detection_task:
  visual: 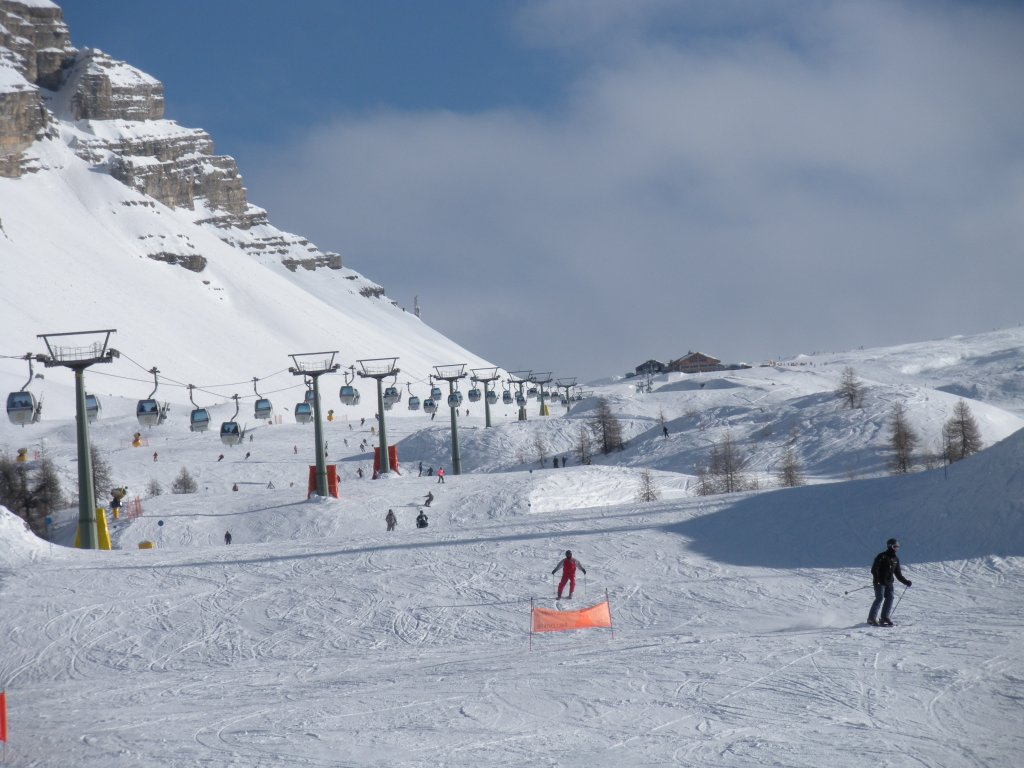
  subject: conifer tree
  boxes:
[696,432,752,494]
[591,397,625,454]
[889,400,919,474]
[943,400,983,463]
[30,457,64,535]
[90,444,112,500]
[777,447,805,487]
[636,469,660,502]
[575,424,593,465]
[836,366,866,409]
[171,467,198,494]
[0,455,30,523]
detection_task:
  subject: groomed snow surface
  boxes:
[2,332,1024,767]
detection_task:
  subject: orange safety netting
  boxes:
[531,600,612,633]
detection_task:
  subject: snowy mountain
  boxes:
[1,0,494,417]
[2,3,1023,764]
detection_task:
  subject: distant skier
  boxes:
[153,452,158,462]
[217,454,225,462]
[551,550,586,600]
[663,425,669,438]
[356,467,364,479]
[868,538,912,626]
[437,467,445,484]
[385,509,397,532]
[244,452,251,460]
[424,491,434,508]
[553,456,559,468]
[224,531,232,545]
[416,510,429,529]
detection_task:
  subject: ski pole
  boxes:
[890,585,909,617]
[843,584,873,595]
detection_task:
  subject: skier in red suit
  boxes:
[551,550,586,599]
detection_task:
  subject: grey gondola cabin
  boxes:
[6,390,41,426]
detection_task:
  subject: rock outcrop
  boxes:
[0,77,47,176]
[0,0,382,294]
[0,0,71,176]
[62,49,248,218]
[0,0,72,87]
[68,48,163,121]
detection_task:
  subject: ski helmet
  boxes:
[565,550,572,558]
[886,538,899,549]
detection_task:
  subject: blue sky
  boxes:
[56,1,1024,382]
[58,1,568,145]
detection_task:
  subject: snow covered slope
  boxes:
[0,139,493,419]
[0,379,1022,766]
[1,0,495,420]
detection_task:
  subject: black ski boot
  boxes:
[867,618,879,626]
[879,618,894,627]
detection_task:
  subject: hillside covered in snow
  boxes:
[1,325,1023,766]
[1,0,494,409]
[2,2,1023,765]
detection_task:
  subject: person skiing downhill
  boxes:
[551,550,586,600]
[385,509,397,532]
[868,538,912,626]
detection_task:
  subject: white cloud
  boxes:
[244,0,1024,380]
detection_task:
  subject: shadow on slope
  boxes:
[656,377,742,393]
[671,427,1024,568]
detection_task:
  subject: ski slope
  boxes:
[2,329,1024,766]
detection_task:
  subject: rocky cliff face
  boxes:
[0,0,71,88]
[0,0,368,285]
[0,84,48,175]
[60,47,252,223]
[67,47,162,121]
[0,0,70,177]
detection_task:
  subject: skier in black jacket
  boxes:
[868,538,912,626]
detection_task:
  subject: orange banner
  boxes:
[531,600,612,633]
[1,689,7,743]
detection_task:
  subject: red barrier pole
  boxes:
[1,688,7,762]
